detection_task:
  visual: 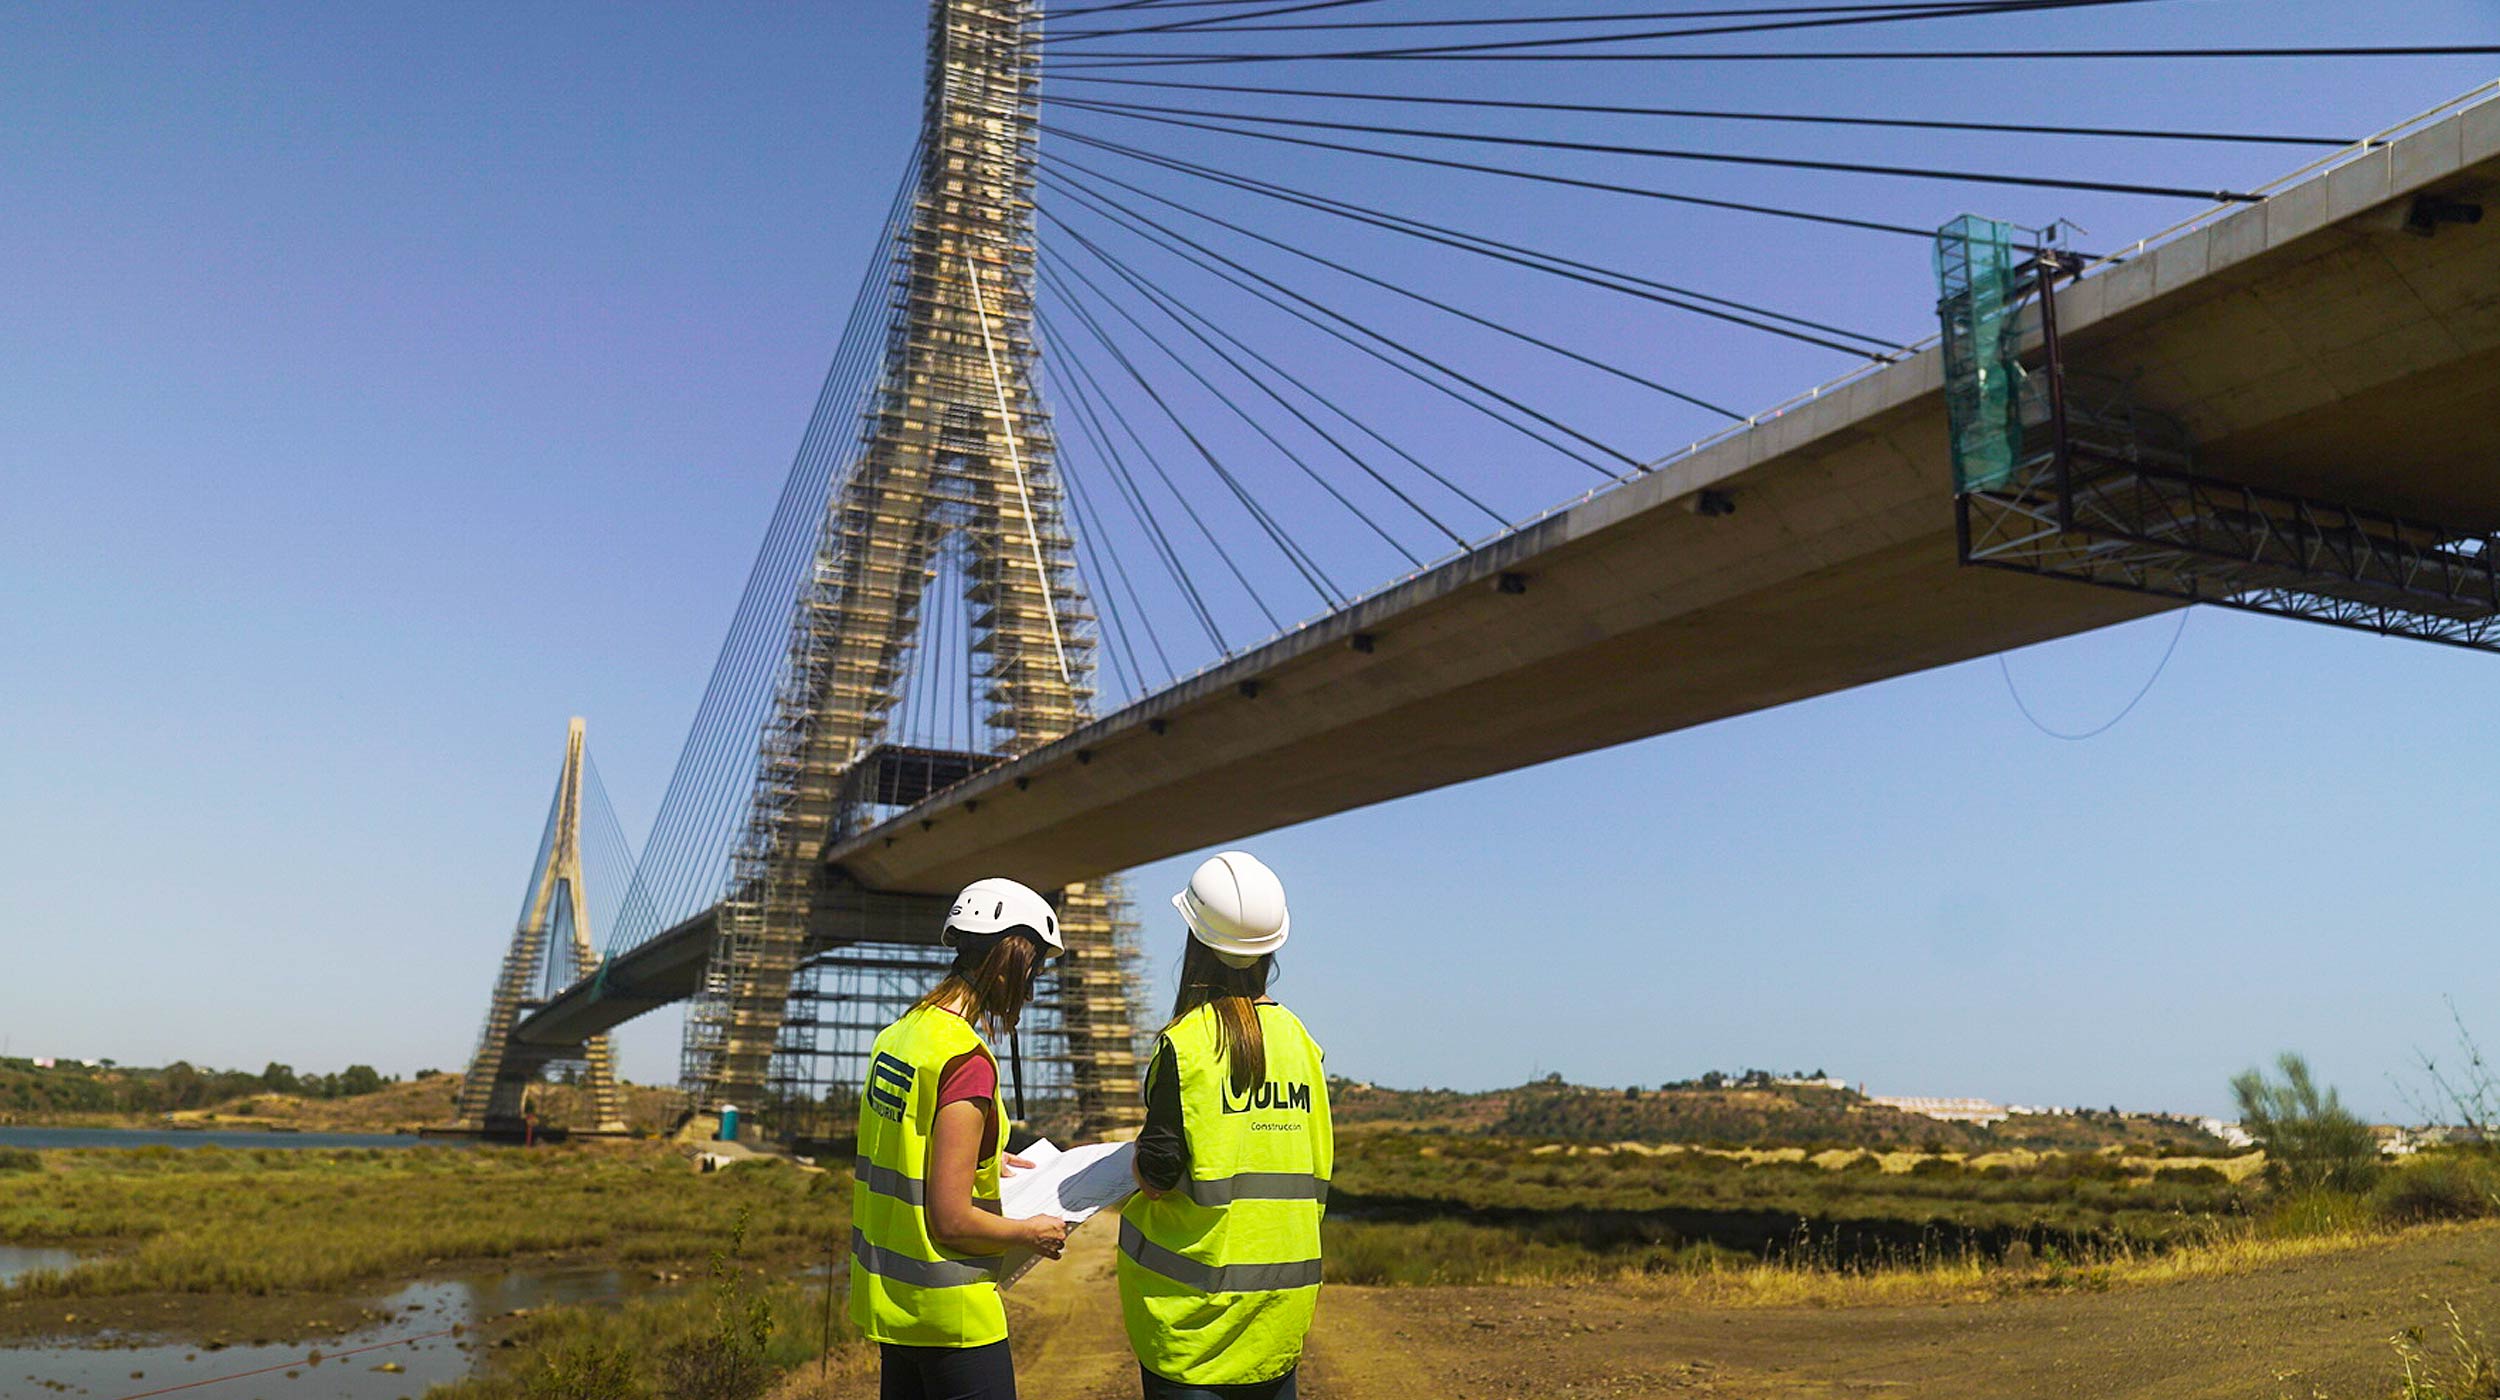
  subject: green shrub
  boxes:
[521,1340,644,1400]
[2153,1165,2227,1187]
[2260,1187,2378,1239]
[2232,1053,2382,1194]
[0,1148,41,1174]
[2373,1154,2500,1225]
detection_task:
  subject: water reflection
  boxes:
[0,1247,81,1288]
[0,1264,670,1397]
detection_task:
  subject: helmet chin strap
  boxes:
[1009,1024,1028,1126]
[951,930,1039,1125]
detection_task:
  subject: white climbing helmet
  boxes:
[942,877,1064,958]
[1172,851,1289,965]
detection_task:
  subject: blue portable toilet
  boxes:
[718,1104,740,1143]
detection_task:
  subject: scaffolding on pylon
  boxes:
[682,0,1146,1145]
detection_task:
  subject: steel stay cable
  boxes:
[1049,93,2264,202]
[1051,0,1203,17]
[1050,43,2500,67]
[1047,310,1236,653]
[1045,0,2170,61]
[1047,128,1903,356]
[1047,438,1152,703]
[1048,139,1754,416]
[1046,287,1315,624]
[650,161,935,895]
[1043,301,1283,633]
[1060,224,1509,531]
[616,148,923,949]
[1052,0,1394,38]
[627,316,885,939]
[1041,438,1154,705]
[1048,75,2360,148]
[645,149,931,911]
[1046,109,1940,239]
[1036,165,1625,479]
[1046,210,1491,540]
[1043,237,1431,567]
[1055,427,1175,687]
[1041,260,1347,607]
[1052,0,2176,36]
[632,299,886,936]
[1045,328,1232,654]
[1040,162,1656,468]
[1051,0,1291,16]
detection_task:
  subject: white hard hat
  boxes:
[943,877,1064,957]
[1172,852,1289,965]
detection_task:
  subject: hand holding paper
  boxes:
[995,1138,1139,1286]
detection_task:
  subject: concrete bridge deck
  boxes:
[517,94,2500,1052]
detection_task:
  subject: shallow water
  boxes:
[0,1265,668,1398]
[0,1127,435,1152]
[0,1246,81,1288]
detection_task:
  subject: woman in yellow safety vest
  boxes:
[851,876,1070,1400]
[1119,851,1333,1400]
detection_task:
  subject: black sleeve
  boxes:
[1134,1035,1187,1191]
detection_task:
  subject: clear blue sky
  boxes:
[3,3,2494,1121]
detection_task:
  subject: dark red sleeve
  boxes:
[936,1049,998,1109]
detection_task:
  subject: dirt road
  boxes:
[785,1222,2500,1399]
[774,1218,1137,1400]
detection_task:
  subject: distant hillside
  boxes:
[1332,1075,2232,1155]
[0,1059,679,1134]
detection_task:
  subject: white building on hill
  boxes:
[1867,1094,2010,1127]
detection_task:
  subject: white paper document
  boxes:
[996,1138,1137,1287]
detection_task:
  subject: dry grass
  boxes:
[0,1143,846,1298]
[1329,1210,2415,1310]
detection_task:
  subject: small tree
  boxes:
[2231,1052,2381,1193]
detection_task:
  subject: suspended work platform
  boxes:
[1939,206,2500,652]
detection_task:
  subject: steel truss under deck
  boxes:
[1944,226,2500,653]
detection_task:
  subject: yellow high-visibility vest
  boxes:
[849,1003,1010,1348]
[1118,1001,1332,1386]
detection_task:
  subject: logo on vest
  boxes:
[1220,1076,1313,1116]
[867,1052,915,1122]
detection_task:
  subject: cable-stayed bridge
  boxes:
[457,0,2500,1146]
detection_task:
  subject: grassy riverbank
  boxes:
[0,1142,845,1300]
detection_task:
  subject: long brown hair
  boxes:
[917,934,1045,1035]
[1171,940,1273,1095]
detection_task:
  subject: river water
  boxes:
[1,1264,672,1398]
[0,1127,439,1151]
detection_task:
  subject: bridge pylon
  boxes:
[457,718,627,1135]
[678,0,1144,1145]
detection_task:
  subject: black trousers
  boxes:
[880,1339,1018,1400]
[1138,1364,1300,1400]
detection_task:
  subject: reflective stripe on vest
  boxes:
[1120,1218,1323,1292]
[1182,1171,1330,1207]
[853,1227,1001,1289]
[848,1004,1010,1349]
[855,1156,925,1207]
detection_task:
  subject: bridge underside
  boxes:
[514,103,2500,1059]
[823,120,2500,898]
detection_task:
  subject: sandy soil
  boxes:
[783,1221,2500,1400]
